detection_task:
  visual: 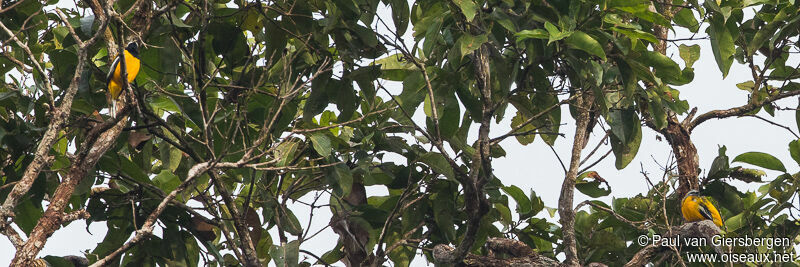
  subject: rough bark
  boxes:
[625,220,723,266]
[660,119,700,196]
[209,173,262,267]
[432,238,560,266]
[4,3,112,263]
[331,181,372,267]
[431,42,493,265]
[12,111,130,266]
[648,0,700,198]
[558,93,593,267]
[0,2,109,227]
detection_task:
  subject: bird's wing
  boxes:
[697,199,715,221]
[106,54,121,83]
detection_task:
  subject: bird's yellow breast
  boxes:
[681,195,724,227]
[109,50,141,99]
[681,196,705,221]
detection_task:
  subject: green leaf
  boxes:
[15,199,42,234]
[269,240,300,267]
[647,93,667,130]
[453,0,477,21]
[707,15,735,77]
[153,170,181,192]
[736,81,755,92]
[119,156,151,184]
[678,44,700,68]
[732,152,787,172]
[432,193,456,242]
[611,27,658,44]
[496,203,512,225]
[789,140,800,166]
[725,213,743,232]
[42,256,73,267]
[319,243,344,265]
[490,8,516,32]
[510,112,537,145]
[607,110,642,169]
[388,0,410,35]
[330,164,353,197]
[439,95,461,139]
[419,153,455,180]
[796,102,800,134]
[610,127,641,169]
[529,190,544,216]
[747,22,780,56]
[303,72,331,119]
[515,29,549,41]
[374,53,417,81]
[545,21,572,44]
[708,146,730,179]
[674,8,699,32]
[395,72,427,123]
[274,141,299,167]
[576,173,611,198]
[278,208,304,236]
[565,31,606,60]
[638,51,681,81]
[165,146,183,172]
[457,34,488,59]
[309,133,332,157]
[502,185,532,215]
[615,5,670,26]
[603,13,640,29]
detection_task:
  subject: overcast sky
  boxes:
[2,3,798,266]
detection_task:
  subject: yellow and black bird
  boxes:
[681,190,724,228]
[106,42,140,117]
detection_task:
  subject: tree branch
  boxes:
[689,90,800,131]
[89,161,219,266]
[11,105,131,265]
[0,5,110,261]
[558,92,593,266]
[624,220,723,266]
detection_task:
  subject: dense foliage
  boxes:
[1,0,800,265]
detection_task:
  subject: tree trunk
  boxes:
[558,93,593,266]
[661,119,700,197]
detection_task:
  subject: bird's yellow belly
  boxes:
[110,53,140,100]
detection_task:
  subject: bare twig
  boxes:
[575,201,648,230]
[292,108,390,133]
[89,162,220,266]
[747,114,800,139]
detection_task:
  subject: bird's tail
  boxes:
[110,99,117,117]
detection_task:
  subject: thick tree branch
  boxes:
[689,90,800,131]
[12,106,131,265]
[0,3,110,253]
[433,238,560,266]
[558,93,593,266]
[625,220,723,266]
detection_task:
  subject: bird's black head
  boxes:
[125,42,139,57]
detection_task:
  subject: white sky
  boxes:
[2,2,799,266]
